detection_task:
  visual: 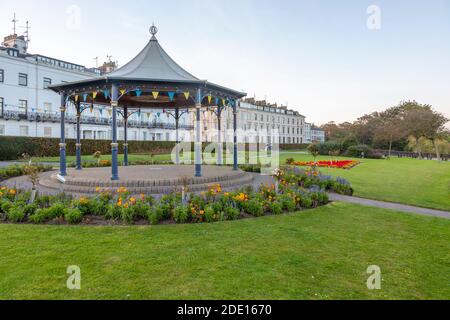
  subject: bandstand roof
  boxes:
[50,25,246,108]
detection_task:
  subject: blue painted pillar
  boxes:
[195,88,202,177]
[217,107,223,166]
[123,106,129,167]
[175,107,180,165]
[111,85,119,180]
[59,93,67,176]
[233,100,239,171]
[75,102,82,170]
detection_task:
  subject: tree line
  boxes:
[320,101,449,160]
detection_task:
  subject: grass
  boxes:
[27,153,173,164]
[0,202,448,300]
[279,153,450,211]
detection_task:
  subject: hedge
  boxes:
[0,136,176,161]
[0,136,310,161]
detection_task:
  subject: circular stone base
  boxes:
[38,165,254,195]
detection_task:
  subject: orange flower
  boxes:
[129,197,136,205]
[9,189,16,195]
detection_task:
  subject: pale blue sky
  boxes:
[0,0,449,124]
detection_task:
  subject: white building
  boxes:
[0,32,191,142]
[193,98,306,145]
[310,124,325,143]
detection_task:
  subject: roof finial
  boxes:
[150,23,158,37]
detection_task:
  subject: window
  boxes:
[44,127,52,138]
[0,69,4,82]
[19,126,29,136]
[19,73,28,86]
[0,124,4,135]
[0,97,3,116]
[19,100,28,114]
[43,77,52,89]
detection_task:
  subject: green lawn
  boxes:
[279,153,450,211]
[28,153,173,164]
[0,202,448,300]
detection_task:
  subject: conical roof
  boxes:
[107,35,199,82]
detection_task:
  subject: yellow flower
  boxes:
[9,189,16,195]
[130,197,136,204]
[200,210,205,215]
[95,187,101,193]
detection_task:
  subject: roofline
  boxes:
[49,77,246,98]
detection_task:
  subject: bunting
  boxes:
[107,109,112,117]
[183,92,190,100]
[75,95,79,102]
[83,93,88,102]
[208,95,212,104]
[135,88,142,97]
[168,92,175,102]
[103,89,110,99]
[152,92,159,99]
[120,89,126,96]
[92,91,98,99]
[215,97,219,105]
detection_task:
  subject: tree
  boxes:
[407,136,433,159]
[403,106,449,161]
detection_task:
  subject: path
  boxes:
[329,193,450,219]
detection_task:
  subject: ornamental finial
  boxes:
[150,23,158,37]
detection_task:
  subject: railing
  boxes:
[0,110,194,130]
[374,149,449,161]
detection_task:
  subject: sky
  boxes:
[0,0,449,125]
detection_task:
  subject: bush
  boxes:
[318,141,343,156]
[278,194,296,212]
[268,201,283,215]
[6,206,25,222]
[346,144,373,158]
[286,158,295,165]
[121,207,137,225]
[224,206,240,220]
[147,206,164,225]
[173,205,189,224]
[65,208,83,224]
[243,199,264,217]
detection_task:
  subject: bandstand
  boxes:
[49,25,246,182]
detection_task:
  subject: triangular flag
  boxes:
[83,94,88,102]
[184,92,190,100]
[135,88,142,97]
[147,113,151,118]
[99,108,103,115]
[92,91,98,99]
[208,95,212,104]
[107,109,112,117]
[103,89,110,99]
[222,99,226,106]
[75,95,79,102]
[152,92,159,99]
[157,112,161,118]
[215,97,219,105]
[120,89,126,96]
[168,92,175,101]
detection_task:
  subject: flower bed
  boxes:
[0,171,334,226]
[277,167,354,196]
[292,160,360,170]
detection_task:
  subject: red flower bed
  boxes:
[293,160,360,170]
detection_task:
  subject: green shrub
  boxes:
[279,194,296,212]
[318,141,343,156]
[286,158,295,165]
[173,205,189,224]
[147,206,164,225]
[1,200,13,215]
[106,204,123,220]
[243,199,264,217]
[121,207,137,225]
[6,206,25,222]
[224,206,240,220]
[346,144,373,158]
[47,203,68,219]
[300,195,313,208]
[65,208,83,224]
[268,201,283,215]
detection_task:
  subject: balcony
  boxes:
[0,110,194,130]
